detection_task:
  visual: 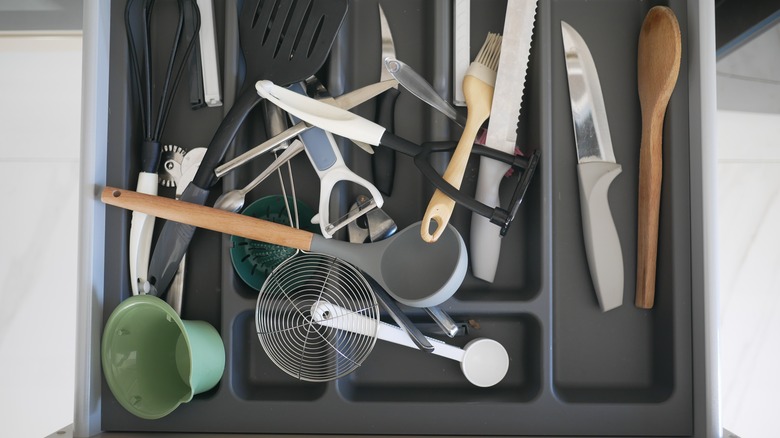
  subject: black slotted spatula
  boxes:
[145,0,348,297]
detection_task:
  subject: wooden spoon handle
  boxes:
[635,121,664,309]
[101,187,314,251]
[635,6,681,309]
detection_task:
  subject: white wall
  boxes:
[0,35,82,438]
[716,110,780,438]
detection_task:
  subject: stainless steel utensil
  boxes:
[212,140,304,213]
[423,306,460,338]
[368,277,433,352]
[213,100,300,215]
[255,252,379,382]
[347,195,397,244]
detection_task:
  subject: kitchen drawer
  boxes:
[75,0,720,436]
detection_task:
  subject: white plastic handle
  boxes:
[128,171,158,295]
[307,131,383,238]
[311,301,509,387]
[577,161,624,311]
[311,302,465,362]
[470,158,512,282]
[256,80,386,146]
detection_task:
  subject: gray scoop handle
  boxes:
[309,222,468,308]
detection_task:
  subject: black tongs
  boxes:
[256,80,540,236]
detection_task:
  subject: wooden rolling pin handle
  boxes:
[101,187,314,251]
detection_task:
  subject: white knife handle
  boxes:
[470,158,511,282]
[128,171,158,295]
[577,162,624,312]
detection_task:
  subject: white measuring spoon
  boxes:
[310,301,509,387]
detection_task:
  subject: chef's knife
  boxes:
[561,21,624,312]
[372,4,400,196]
[470,0,537,283]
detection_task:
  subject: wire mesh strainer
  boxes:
[255,252,379,382]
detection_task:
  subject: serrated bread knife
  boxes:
[561,21,624,312]
[470,0,537,283]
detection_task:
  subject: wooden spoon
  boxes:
[635,6,681,309]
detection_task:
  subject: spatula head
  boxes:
[238,0,348,89]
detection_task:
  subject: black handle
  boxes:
[372,87,401,196]
[192,88,264,189]
[378,132,540,235]
[146,183,211,296]
[140,139,161,174]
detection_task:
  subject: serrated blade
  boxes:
[561,21,616,164]
[484,0,537,154]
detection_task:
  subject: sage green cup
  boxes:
[101,295,225,419]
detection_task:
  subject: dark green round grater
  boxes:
[229,195,317,291]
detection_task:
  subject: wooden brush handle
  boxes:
[101,187,314,251]
[635,119,663,309]
[421,76,493,242]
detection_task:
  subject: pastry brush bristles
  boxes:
[467,32,502,85]
[474,32,502,71]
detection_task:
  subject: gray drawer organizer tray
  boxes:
[79,0,720,436]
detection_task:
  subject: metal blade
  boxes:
[331,79,398,110]
[484,0,537,154]
[378,4,396,83]
[561,21,616,163]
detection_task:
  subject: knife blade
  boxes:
[470,0,537,283]
[372,3,400,196]
[561,21,624,312]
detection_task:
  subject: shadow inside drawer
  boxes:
[231,310,328,401]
